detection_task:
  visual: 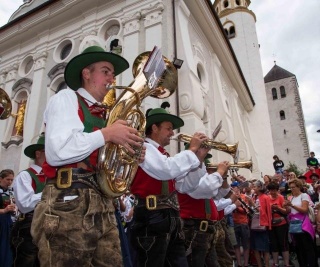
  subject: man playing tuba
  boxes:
[31,46,145,267]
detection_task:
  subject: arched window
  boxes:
[236,0,241,5]
[229,26,235,38]
[280,110,286,120]
[223,0,229,8]
[224,28,229,36]
[280,86,286,98]
[272,88,277,100]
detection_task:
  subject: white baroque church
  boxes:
[0,0,276,178]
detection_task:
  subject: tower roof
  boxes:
[264,64,295,83]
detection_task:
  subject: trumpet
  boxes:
[206,160,253,172]
[172,133,238,158]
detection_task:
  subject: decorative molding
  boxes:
[34,51,48,70]
[1,137,23,149]
[142,2,165,28]
[122,13,141,36]
[12,78,32,94]
[47,63,67,81]
[6,64,18,83]
[0,69,8,86]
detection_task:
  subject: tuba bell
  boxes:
[96,51,178,197]
[173,133,238,158]
[0,88,12,120]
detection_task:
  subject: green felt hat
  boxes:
[146,108,184,130]
[24,134,45,159]
[64,46,129,90]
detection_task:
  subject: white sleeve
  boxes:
[224,204,237,215]
[214,198,232,211]
[44,89,105,166]
[139,142,200,181]
[180,171,227,199]
[13,171,42,214]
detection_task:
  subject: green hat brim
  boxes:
[24,144,44,159]
[146,113,184,130]
[64,51,129,90]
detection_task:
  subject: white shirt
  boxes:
[13,164,43,214]
[140,138,229,199]
[214,198,236,215]
[44,88,105,166]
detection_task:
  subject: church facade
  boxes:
[0,0,275,178]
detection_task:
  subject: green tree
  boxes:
[285,162,304,177]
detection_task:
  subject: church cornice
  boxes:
[219,8,256,21]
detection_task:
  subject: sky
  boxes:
[0,0,320,159]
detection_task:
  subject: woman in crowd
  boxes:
[0,169,15,267]
[284,178,317,267]
[250,180,272,267]
[267,182,290,267]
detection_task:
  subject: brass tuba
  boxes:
[172,133,238,158]
[0,88,12,120]
[97,52,178,197]
[206,160,253,172]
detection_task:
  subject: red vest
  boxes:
[130,146,175,198]
[43,94,105,178]
[26,167,46,193]
[178,193,219,221]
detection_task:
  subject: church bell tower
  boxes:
[213,0,275,176]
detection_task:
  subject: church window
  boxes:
[229,26,235,38]
[25,58,33,74]
[104,24,120,41]
[284,129,286,134]
[60,43,72,60]
[216,7,219,13]
[224,28,229,36]
[272,88,277,100]
[280,110,286,120]
[223,0,229,8]
[236,0,241,5]
[286,148,289,154]
[280,86,286,98]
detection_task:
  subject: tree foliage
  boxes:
[285,162,305,176]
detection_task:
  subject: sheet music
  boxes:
[143,46,166,89]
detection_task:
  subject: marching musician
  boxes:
[176,151,230,267]
[31,46,145,267]
[11,134,46,267]
[130,106,223,267]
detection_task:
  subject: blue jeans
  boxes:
[131,207,188,267]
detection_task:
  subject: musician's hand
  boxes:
[217,161,230,177]
[234,200,242,208]
[188,132,208,153]
[101,120,144,154]
[195,146,211,163]
[4,204,15,213]
[138,145,146,163]
[229,193,238,203]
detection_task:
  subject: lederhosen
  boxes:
[130,146,187,267]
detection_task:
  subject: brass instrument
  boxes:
[230,188,257,219]
[206,160,252,172]
[97,52,178,197]
[0,88,12,120]
[173,133,238,158]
